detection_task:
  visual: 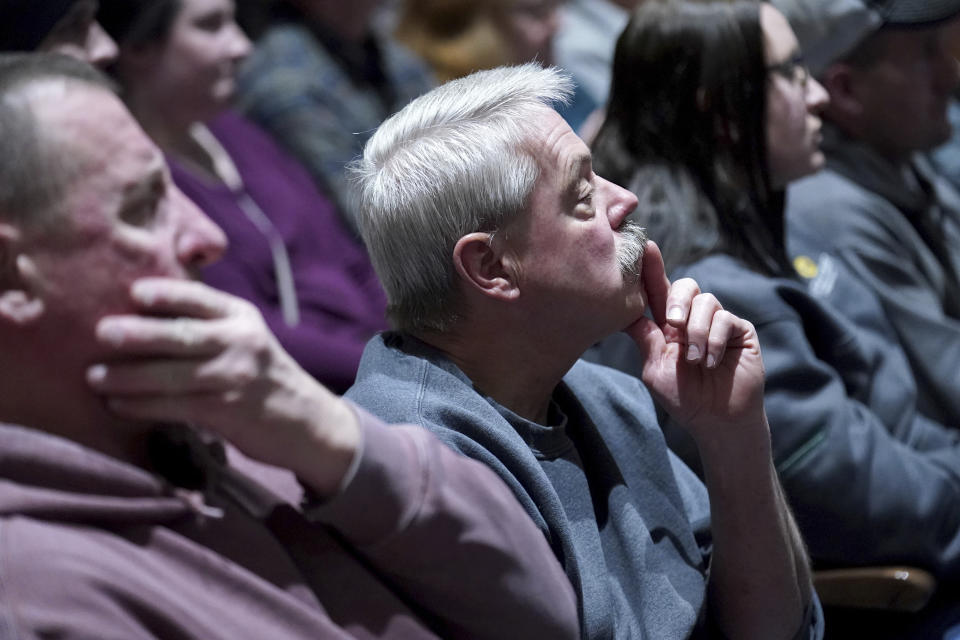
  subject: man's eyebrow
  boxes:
[122,160,167,201]
[565,152,592,187]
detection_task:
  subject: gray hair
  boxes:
[0,52,114,228]
[352,64,573,333]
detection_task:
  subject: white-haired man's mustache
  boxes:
[617,220,647,281]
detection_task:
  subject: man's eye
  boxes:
[122,183,166,226]
[576,190,595,217]
[121,198,159,226]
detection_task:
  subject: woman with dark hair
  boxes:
[96,0,388,394]
[590,1,960,632]
[594,0,805,277]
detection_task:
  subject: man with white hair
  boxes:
[347,64,820,639]
[0,53,579,639]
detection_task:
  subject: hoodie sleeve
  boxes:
[306,403,580,640]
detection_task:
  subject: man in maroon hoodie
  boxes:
[0,52,579,639]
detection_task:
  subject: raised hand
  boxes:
[628,242,767,441]
[86,277,359,496]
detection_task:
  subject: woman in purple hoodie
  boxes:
[97,0,389,393]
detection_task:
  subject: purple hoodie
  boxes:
[0,406,578,639]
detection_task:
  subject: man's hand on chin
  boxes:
[85,277,360,497]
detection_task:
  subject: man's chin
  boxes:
[619,296,647,330]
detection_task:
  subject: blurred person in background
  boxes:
[0,0,117,66]
[554,0,640,107]
[98,0,389,394]
[234,0,434,234]
[394,0,596,132]
[782,0,960,428]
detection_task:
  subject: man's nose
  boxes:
[601,176,639,229]
[806,77,829,113]
[87,21,118,69]
[174,190,227,269]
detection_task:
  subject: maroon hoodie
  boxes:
[0,406,578,639]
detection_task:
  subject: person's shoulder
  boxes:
[347,333,490,424]
[207,111,274,151]
[346,333,426,416]
[787,169,889,225]
[207,111,323,185]
[787,169,910,256]
[679,254,779,298]
[677,255,809,327]
[0,515,149,613]
[0,517,126,634]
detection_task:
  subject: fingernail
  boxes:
[667,306,683,322]
[131,280,157,305]
[97,322,124,346]
[706,354,717,368]
[87,364,107,384]
[686,344,701,361]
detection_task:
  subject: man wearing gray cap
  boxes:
[0,0,117,67]
[780,0,960,428]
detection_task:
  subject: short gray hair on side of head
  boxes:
[0,52,115,228]
[352,63,574,334]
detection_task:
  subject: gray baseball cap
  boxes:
[771,0,960,75]
[869,0,960,27]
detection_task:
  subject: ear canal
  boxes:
[0,254,45,325]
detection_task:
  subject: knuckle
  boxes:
[686,324,709,342]
[707,335,727,350]
[235,297,264,323]
[716,309,735,322]
[234,364,258,386]
[694,292,720,310]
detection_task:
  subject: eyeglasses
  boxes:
[767,54,810,89]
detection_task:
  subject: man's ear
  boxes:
[820,63,863,120]
[453,232,521,301]
[0,224,44,326]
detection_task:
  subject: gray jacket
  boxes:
[786,123,960,426]
[347,332,823,640]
